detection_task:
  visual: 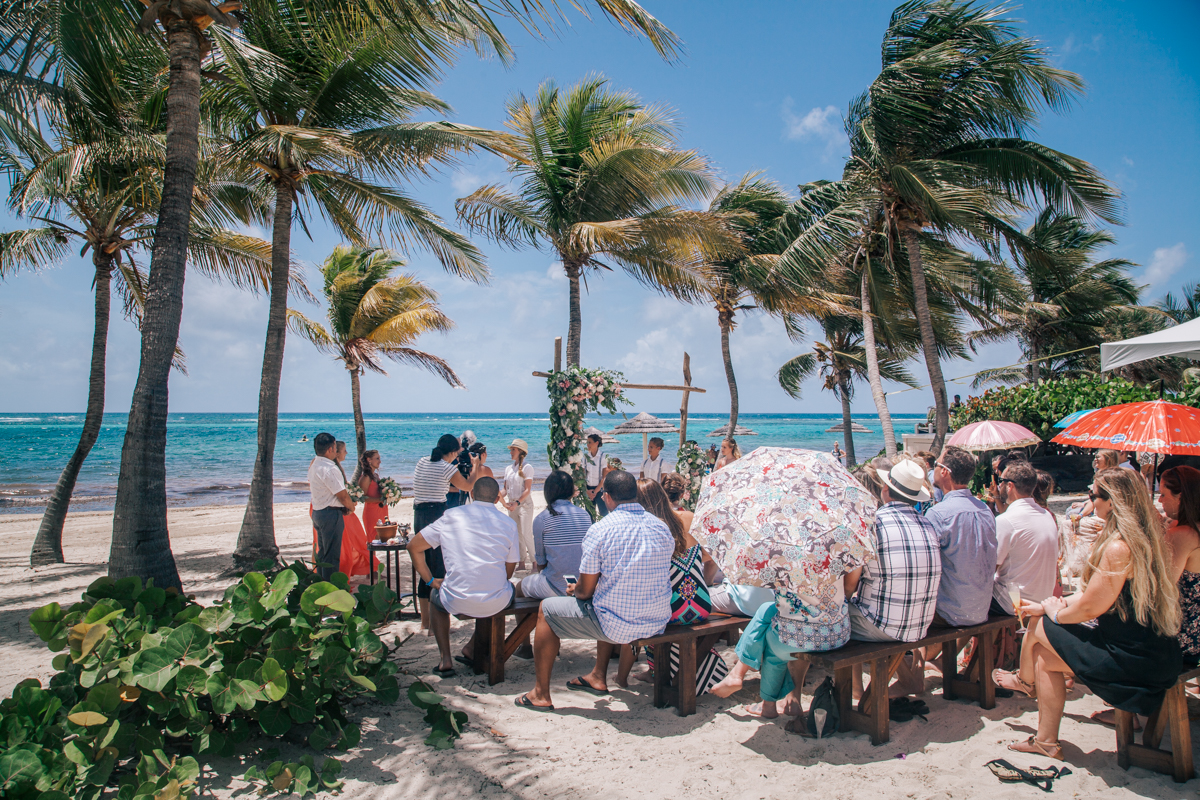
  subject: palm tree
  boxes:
[456,75,730,367]
[0,30,272,568]
[840,0,1122,451]
[777,314,917,467]
[4,0,682,587]
[221,4,517,570]
[968,208,1140,384]
[1158,282,1200,324]
[288,246,461,461]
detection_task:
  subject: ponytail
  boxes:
[432,433,460,462]
[359,450,379,481]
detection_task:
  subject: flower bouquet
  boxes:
[606,456,625,471]
[345,482,366,503]
[377,477,404,505]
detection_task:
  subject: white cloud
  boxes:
[1121,156,1135,167]
[780,100,847,161]
[450,169,484,196]
[1142,243,1188,288]
[546,262,564,281]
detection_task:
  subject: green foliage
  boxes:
[949,375,1200,441]
[243,755,343,797]
[406,681,467,751]
[3,563,402,799]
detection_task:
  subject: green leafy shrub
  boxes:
[949,375,1200,441]
[4,562,401,799]
[406,681,467,750]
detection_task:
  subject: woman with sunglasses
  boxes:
[994,468,1182,760]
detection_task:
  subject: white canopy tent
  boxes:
[1101,316,1200,371]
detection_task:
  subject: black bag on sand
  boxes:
[806,676,840,739]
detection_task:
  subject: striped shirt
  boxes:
[579,503,674,643]
[412,456,458,503]
[532,499,591,594]
[850,502,942,642]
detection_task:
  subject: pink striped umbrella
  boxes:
[945,420,1041,452]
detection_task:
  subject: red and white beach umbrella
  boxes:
[1051,399,1200,455]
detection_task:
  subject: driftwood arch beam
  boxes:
[532,337,707,448]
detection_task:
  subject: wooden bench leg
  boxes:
[676,638,698,716]
[487,614,505,686]
[867,657,892,745]
[978,632,996,710]
[942,638,960,702]
[1116,709,1136,771]
[834,665,855,733]
[1165,682,1194,782]
[653,643,672,709]
[472,618,490,677]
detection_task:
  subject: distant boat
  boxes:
[825,422,873,433]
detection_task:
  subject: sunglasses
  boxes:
[1089,491,1109,502]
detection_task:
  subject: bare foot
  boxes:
[631,668,655,684]
[1090,708,1140,730]
[743,701,779,719]
[710,673,745,698]
[780,695,804,717]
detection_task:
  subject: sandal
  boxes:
[566,677,609,696]
[514,693,554,712]
[986,758,1072,792]
[1007,736,1063,761]
[432,666,456,678]
[992,669,1036,698]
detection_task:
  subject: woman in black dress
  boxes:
[994,468,1182,760]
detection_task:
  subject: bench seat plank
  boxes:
[633,614,751,717]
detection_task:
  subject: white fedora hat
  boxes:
[508,438,529,455]
[880,460,931,503]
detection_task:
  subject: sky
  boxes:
[1,0,1197,416]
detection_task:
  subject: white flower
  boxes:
[568,452,584,465]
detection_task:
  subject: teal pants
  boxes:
[735,602,802,702]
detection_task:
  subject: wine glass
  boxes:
[1008,584,1024,628]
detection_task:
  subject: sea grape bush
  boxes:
[949,375,1200,441]
[2,562,401,799]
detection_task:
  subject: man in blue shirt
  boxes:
[515,470,673,711]
[926,446,998,627]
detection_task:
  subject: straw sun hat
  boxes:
[880,460,932,504]
[508,438,529,456]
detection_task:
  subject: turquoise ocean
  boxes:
[0,411,926,513]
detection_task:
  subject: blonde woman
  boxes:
[500,438,536,571]
[714,437,741,471]
[994,468,1183,760]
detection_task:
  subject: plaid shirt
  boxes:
[850,502,942,642]
[579,503,674,643]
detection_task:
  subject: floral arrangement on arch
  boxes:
[674,440,709,511]
[545,366,629,518]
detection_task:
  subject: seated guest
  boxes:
[1163,466,1200,667]
[660,472,695,532]
[515,470,674,710]
[849,461,941,696]
[617,480,723,692]
[927,447,997,627]
[518,470,591,600]
[996,469,1183,760]
[992,461,1060,615]
[407,477,518,677]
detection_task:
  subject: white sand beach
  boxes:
[0,502,1192,799]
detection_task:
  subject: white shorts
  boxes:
[518,571,562,600]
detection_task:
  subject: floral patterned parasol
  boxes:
[692,447,877,595]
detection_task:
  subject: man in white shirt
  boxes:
[992,461,1060,614]
[307,432,355,579]
[583,433,611,517]
[640,437,666,482]
[408,477,518,676]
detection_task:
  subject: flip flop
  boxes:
[566,677,609,696]
[433,666,456,678]
[514,693,554,712]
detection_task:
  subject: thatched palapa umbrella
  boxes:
[608,412,679,459]
[708,423,758,437]
[583,426,620,444]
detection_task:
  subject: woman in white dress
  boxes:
[500,438,536,570]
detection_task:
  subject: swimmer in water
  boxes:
[300,434,308,442]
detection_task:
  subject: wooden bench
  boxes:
[455,598,542,686]
[633,614,751,717]
[1116,665,1200,783]
[793,613,1019,745]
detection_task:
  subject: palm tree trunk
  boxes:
[860,266,897,458]
[902,227,949,453]
[719,308,739,434]
[1029,340,1041,383]
[837,370,856,467]
[233,183,294,569]
[31,253,114,566]
[350,366,367,475]
[565,260,582,367]
[108,18,204,591]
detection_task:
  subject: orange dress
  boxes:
[310,503,373,578]
[361,477,388,533]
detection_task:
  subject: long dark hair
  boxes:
[359,450,379,482]
[431,433,460,461]
[1162,465,1200,534]
[637,478,688,556]
[543,470,576,516]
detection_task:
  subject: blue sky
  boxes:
[1,0,1196,415]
